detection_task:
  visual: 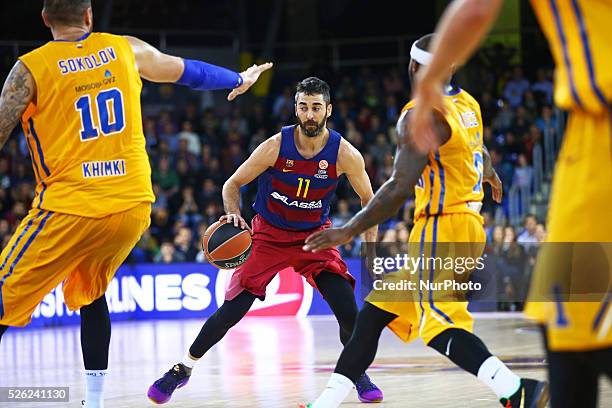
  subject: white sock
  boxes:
[311,373,354,408]
[181,352,199,370]
[84,370,107,408]
[477,356,520,399]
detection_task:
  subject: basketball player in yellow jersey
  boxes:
[0,1,271,407]
[404,0,612,408]
[300,34,548,408]
[406,1,612,407]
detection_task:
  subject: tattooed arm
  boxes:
[0,62,36,149]
[304,109,451,251]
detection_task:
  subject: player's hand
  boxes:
[227,62,273,101]
[363,242,380,281]
[484,171,503,203]
[220,213,253,234]
[408,76,446,153]
[303,226,354,252]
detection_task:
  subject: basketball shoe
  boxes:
[355,373,383,402]
[147,363,191,404]
[500,378,549,408]
[297,373,383,407]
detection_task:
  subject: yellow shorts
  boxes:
[0,202,151,326]
[525,109,612,351]
[368,212,485,344]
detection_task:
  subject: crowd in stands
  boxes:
[0,49,555,295]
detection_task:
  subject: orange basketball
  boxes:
[202,220,252,269]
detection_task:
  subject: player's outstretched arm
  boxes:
[125,36,272,101]
[0,62,35,150]
[410,0,503,153]
[221,135,280,229]
[304,110,450,252]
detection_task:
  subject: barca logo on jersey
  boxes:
[285,159,294,168]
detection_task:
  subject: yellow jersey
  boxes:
[18,32,154,218]
[530,0,612,113]
[403,88,484,222]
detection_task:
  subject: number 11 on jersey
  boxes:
[296,177,310,198]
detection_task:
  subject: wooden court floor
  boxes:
[1,314,611,407]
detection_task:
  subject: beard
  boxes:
[297,117,326,138]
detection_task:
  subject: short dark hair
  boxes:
[295,77,331,104]
[43,0,91,26]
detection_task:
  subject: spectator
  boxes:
[497,226,526,311]
[383,95,399,123]
[517,214,538,251]
[174,226,198,261]
[153,156,180,199]
[510,106,532,136]
[535,223,547,242]
[535,106,556,134]
[150,207,173,243]
[331,199,352,227]
[492,99,514,132]
[369,133,393,166]
[159,121,179,153]
[176,186,202,227]
[176,157,198,189]
[490,225,504,253]
[513,154,533,190]
[479,92,498,126]
[177,121,201,157]
[490,149,513,189]
[154,241,186,263]
[531,68,554,105]
[344,120,362,148]
[382,68,403,96]
[272,86,293,119]
[503,67,530,108]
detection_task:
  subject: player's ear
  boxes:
[326,103,332,118]
[41,10,51,28]
[85,7,93,29]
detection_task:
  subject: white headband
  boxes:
[410,42,432,66]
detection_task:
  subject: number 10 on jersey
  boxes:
[75,87,125,141]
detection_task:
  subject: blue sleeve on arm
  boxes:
[176,59,243,91]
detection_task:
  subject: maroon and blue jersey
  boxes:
[253,125,341,230]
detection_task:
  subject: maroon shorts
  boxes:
[225,214,354,301]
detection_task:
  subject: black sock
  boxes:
[80,295,111,370]
[427,328,492,376]
[0,325,7,344]
[334,302,397,383]
[314,272,358,345]
[189,290,257,359]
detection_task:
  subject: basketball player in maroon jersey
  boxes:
[148,77,383,404]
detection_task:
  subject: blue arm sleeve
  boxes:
[176,59,243,91]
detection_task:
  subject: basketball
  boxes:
[202,220,252,269]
